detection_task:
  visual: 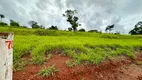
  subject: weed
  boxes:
[46,54,52,60]
[136,61,142,65]
[66,60,80,68]
[38,65,58,77]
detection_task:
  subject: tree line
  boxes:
[0,10,142,35]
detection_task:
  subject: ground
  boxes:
[13,53,142,80]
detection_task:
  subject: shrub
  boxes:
[10,19,20,27]
[38,65,58,77]
[48,25,58,30]
[68,27,72,31]
[78,28,85,32]
[0,22,8,26]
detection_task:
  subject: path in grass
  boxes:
[13,53,142,80]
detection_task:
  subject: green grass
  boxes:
[0,26,142,68]
[38,65,58,77]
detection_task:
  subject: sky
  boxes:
[0,0,142,33]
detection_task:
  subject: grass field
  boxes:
[0,26,142,71]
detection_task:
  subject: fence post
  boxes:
[0,33,13,80]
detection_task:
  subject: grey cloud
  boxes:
[0,0,142,33]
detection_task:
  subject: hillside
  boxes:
[0,26,142,80]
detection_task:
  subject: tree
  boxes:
[0,14,5,22]
[105,24,114,33]
[78,28,85,32]
[129,21,142,35]
[88,29,99,33]
[39,25,45,29]
[63,10,81,31]
[48,25,58,30]
[28,21,38,28]
[68,27,72,31]
[0,22,8,26]
[10,19,20,27]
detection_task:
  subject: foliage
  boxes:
[0,14,5,22]
[66,60,80,68]
[68,27,72,31]
[0,26,142,66]
[105,24,114,33]
[78,28,85,32]
[0,22,8,26]
[10,19,20,27]
[13,59,32,72]
[129,21,142,35]
[21,26,28,28]
[88,29,99,33]
[48,25,58,30]
[136,61,142,65]
[28,20,45,29]
[63,10,81,31]
[38,65,58,77]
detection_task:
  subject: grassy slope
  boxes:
[0,26,142,65]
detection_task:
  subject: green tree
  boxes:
[0,14,5,22]
[0,22,8,26]
[28,21,39,28]
[10,19,20,27]
[105,24,114,33]
[129,21,142,35]
[88,29,99,33]
[48,25,58,30]
[68,27,72,31]
[63,10,81,31]
[78,28,85,32]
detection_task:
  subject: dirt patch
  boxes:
[13,53,142,80]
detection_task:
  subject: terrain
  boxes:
[0,26,142,80]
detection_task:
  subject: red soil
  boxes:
[13,53,142,80]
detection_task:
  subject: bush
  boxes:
[78,28,85,32]
[48,25,58,30]
[10,19,20,27]
[68,27,72,31]
[88,29,99,33]
[0,22,8,26]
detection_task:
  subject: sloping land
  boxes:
[0,26,142,80]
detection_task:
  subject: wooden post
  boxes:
[0,33,13,80]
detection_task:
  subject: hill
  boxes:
[0,26,142,80]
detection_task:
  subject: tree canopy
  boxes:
[63,10,81,31]
[105,24,114,33]
[0,14,5,22]
[129,21,142,35]
[10,19,20,27]
[48,25,58,30]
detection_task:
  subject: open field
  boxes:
[0,26,142,80]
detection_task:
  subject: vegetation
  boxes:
[78,28,85,32]
[129,21,142,35]
[0,10,142,71]
[66,60,80,68]
[0,14,5,22]
[0,22,8,26]
[38,65,58,77]
[0,26,142,68]
[10,19,20,27]
[105,24,114,33]
[68,27,72,31]
[48,25,58,30]
[63,10,81,31]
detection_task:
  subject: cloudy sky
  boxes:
[0,0,142,33]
